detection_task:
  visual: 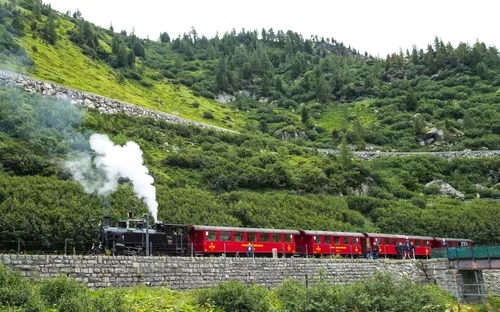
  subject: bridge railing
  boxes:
[431,246,500,260]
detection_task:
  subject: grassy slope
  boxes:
[1,11,246,130]
[316,99,377,142]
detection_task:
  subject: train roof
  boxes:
[364,233,434,240]
[435,237,473,242]
[188,225,300,235]
[300,230,364,237]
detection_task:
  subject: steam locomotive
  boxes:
[93,215,472,258]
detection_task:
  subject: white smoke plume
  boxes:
[66,133,158,221]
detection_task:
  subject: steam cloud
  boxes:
[66,134,158,221]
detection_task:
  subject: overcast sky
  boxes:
[44,0,498,57]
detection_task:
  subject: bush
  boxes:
[38,275,91,310]
[274,279,306,312]
[196,280,270,312]
[203,111,214,119]
[0,264,45,311]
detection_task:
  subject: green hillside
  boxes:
[3,0,500,151]
[1,0,500,252]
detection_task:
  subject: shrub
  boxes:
[273,279,306,312]
[0,264,44,310]
[196,280,270,312]
[38,275,91,310]
[203,111,214,119]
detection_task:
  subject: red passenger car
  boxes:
[188,225,300,256]
[363,233,434,258]
[296,231,364,257]
[432,237,473,248]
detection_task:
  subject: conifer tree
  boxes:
[462,111,474,130]
[159,32,170,43]
[301,106,309,125]
[32,0,41,20]
[128,49,135,67]
[111,34,121,54]
[339,135,353,168]
[44,12,58,45]
[133,40,145,57]
[116,43,128,67]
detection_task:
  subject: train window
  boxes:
[461,241,468,247]
[260,233,270,242]
[118,221,127,228]
[234,232,244,242]
[334,236,340,244]
[415,240,421,246]
[272,234,281,243]
[284,234,292,243]
[384,238,390,245]
[393,239,398,246]
[343,237,350,244]
[324,236,331,244]
[314,236,321,244]
[424,240,429,247]
[248,233,257,242]
[354,237,359,244]
[220,232,231,241]
[206,231,217,241]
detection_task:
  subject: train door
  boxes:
[172,226,186,254]
[360,237,367,254]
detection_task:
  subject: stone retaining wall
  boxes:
[484,270,500,295]
[1,254,424,290]
[0,69,236,133]
[2,255,498,301]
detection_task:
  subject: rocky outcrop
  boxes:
[0,69,237,133]
[425,180,465,200]
[279,130,307,141]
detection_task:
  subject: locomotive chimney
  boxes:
[103,216,110,228]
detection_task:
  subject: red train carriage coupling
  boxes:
[296,230,364,257]
[188,225,300,257]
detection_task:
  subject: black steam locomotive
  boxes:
[93,216,189,256]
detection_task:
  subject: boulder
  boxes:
[435,130,444,141]
[424,128,439,140]
[425,180,465,200]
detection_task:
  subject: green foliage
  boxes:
[43,11,57,44]
[274,273,453,312]
[196,280,270,312]
[0,264,45,311]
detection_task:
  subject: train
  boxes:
[93,215,472,258]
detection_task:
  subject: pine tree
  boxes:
[316,75,330,103]
[159,32,170,43]
[127,49,135,67]
[353,119,366,148]
[339,136,353,168]
[462,111,474,130]
[32,0,41,20]
[133,40,145,57]
[11,10,25,36]
[215,57,229,91]
[116,43,128,67]
[405,89,418,111]
[301,106,309,124]
[111,34,121,54]
[44,12,58,45]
